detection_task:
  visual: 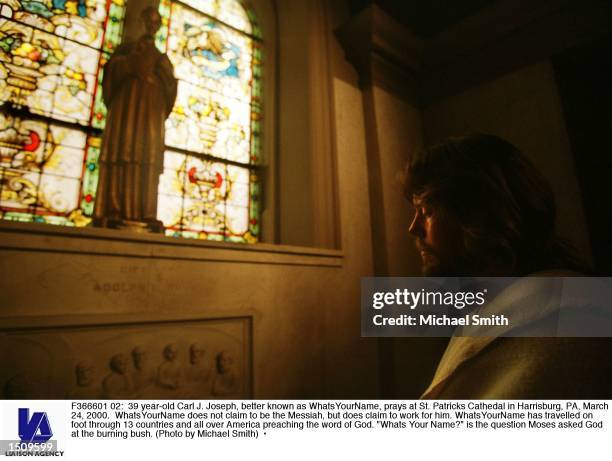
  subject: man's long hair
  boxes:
[403,134,586,275]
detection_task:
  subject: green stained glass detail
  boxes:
[103,1,127,54]
[156,0,172,52]
[81,136,101,216]
[91,56,108,129]
[0,210,34,223]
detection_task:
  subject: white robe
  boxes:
[421,271,612,399]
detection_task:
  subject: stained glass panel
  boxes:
[166,0,255,36]
[156,0,261,243]
[0,0,127,227]
[166,80,251,163]
[157,150,257,242]
[0,20,100,125]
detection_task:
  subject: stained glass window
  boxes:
[0,0,126,226]
[155,0,262,243]
[0,0,262,243]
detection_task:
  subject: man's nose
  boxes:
[408,211,423,238]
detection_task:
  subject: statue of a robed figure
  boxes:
[94,7,177,232]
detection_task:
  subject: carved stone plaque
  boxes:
[1,316,252,399]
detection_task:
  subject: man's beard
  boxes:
[416,241,472,276]
[416,241,443,276]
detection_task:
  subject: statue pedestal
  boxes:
[117,220,150,234]
[93,218,164,234]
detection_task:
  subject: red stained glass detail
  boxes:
[188,167,223,188]
[28,50,42,61]
[85,194,93,203]
[188,166,197,183]
[23,131,41,152]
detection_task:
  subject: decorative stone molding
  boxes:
[0,221,343,268]
[335,5,423,103]
[422,0,612,103]
[336,1,612,105]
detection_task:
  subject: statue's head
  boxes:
[216,351,233,374]
[109,354,127,375]
[189,343,204,365]
[132,346,147,370]
[141,6,162,36]
[163,343,177,362]
[75,360,94,387]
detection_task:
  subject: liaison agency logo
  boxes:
[19,408,53,442]
[1,408,64,457]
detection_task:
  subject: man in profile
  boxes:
[403,134,611,398]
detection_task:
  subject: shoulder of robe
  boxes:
[110,42,135,58]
